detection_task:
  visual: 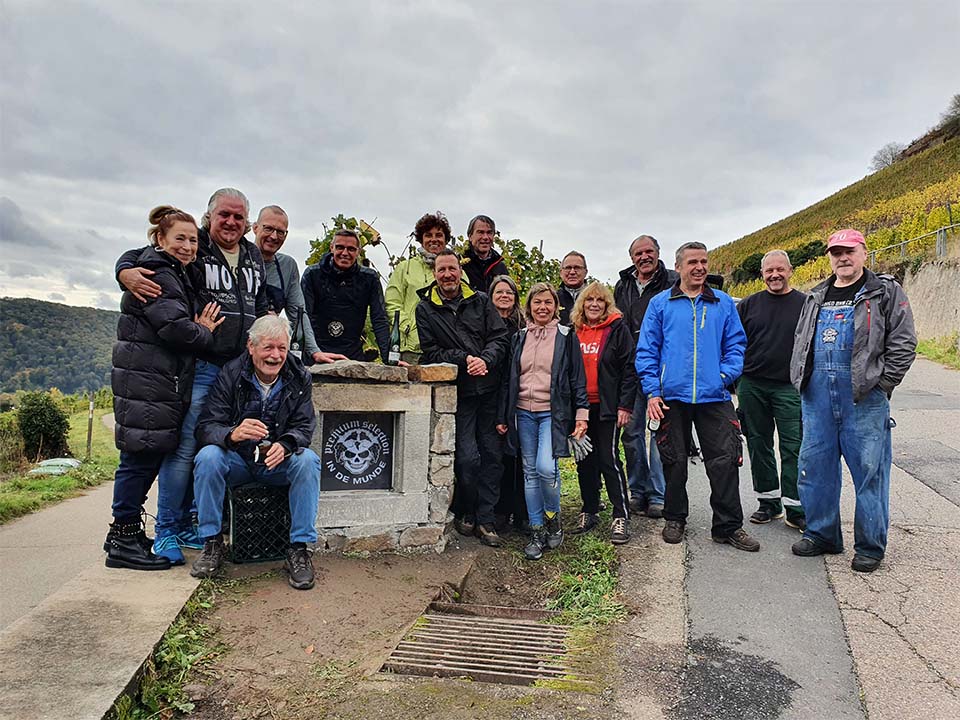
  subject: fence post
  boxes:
[936,228,946,258]
[85,391,94,462]
[869,251,876,268]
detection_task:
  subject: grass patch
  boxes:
[0,408,117,524]
[110,581,224,720]
[917,334,960,370]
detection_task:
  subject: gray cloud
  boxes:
[1,1,957,305]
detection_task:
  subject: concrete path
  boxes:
[673,357,959,719]
[0,481,199,720]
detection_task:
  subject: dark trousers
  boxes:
[494,452,527,525]
[111,450,166,524]
[576,404,630,519]
[657,400,744,538]
[452,391,502,525]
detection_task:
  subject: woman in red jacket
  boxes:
[570,282,636,544]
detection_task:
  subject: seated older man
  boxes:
[190,314,320,589]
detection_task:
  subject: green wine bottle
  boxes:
[388,310,401,365]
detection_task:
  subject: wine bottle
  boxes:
[388,310,401,365]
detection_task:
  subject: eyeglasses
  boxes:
[561,265,586,271]
[333,243,360,253]
[260,225,288,239]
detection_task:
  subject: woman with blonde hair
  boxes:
[570,281,636,544]
[497,282,589,560]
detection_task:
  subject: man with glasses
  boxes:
[253,206,345,365]
[558,251,588,326]
[301,228,391,362]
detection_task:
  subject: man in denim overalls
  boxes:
[789,229,916,573]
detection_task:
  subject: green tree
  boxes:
[17,391,70,461]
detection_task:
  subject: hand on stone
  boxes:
[313,351,348,364]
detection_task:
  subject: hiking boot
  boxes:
[749,506,784,524]
[545,514,563,550]
[610,517,630,545]
[713,528,760,552]
[792,537,842,557]
[524,526,547,561]
[662,520,685,544]
[153,531,185,566]
[104,521,171,571]
[475,523,502,548]
[191,536,226,578]
[454,515,476,537]
[284,544,316,589]
[572,512,599,534]
[646,503,664,519]
[628,496,647,513]
[784,515,806,532]
[851,554,882,573]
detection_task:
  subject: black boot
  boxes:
[103,510,153,552]
[104,521,171,571]
[524,526,547,561]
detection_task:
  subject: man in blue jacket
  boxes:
[636,242,759,551]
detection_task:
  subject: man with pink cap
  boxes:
[789,229,916,572]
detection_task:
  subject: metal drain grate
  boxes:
[381,602,590,686]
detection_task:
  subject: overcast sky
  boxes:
[1,1,956,309]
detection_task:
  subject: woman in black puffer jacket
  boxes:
[105,206,223,571]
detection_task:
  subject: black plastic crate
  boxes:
[224,483,291,563]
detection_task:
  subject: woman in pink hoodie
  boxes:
[497,282,589,560]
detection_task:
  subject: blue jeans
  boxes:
[155,360,221,536]
[193,445,321,544]
[517,409,561,527]
[622,392,664,505]
[798,302,892,559]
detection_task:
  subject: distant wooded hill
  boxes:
[0,297,118,394]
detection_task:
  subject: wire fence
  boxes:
[868,224,960,268]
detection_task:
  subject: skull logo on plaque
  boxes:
[321,412,394,491]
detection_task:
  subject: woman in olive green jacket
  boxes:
[385,212,452,364]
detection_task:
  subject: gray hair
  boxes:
[761,249,792,269]
[256,205,288,223]
[628,234,660,255]
[202,188,250,230]
[247,314,291,347]
[675,241,707,265]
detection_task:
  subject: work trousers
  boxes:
[452,391,502,525]
[657,399,745,538]
[737,375,804,519]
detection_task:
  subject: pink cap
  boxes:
[826,229,866,251]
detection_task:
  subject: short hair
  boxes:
[467,214,496,236]
[256,205,288,223]
[147,205,197,247]
[761,249,792,269]
[332,228,360,243]
[570,281,620,329]
[629,234,660,255]
[561,251,587,269]
[413,211,452,244]
[434,247,460,263]
[202,188,250,231]
[524,282,560,322]
[247,314,291,347]
[675,241,708,265]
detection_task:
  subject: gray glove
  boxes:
[568,434,593,462]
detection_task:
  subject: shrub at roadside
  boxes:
[17,391,70,461]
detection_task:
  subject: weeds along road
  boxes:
[673,357,959,720]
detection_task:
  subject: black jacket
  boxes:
[301,253,390,361]
[112,247,214,453]
[499,325,590,458]
[415,282,509,397]
[613,260,679,339]
[581,315,637,421]
[195,352,316,459]
[461,246,509,292]
[558,284,584,326]
[116,228,269,366]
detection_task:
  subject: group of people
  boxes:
[103,187,918,592]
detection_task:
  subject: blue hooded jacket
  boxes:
[635,283,746,404]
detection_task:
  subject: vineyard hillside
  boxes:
[712,137,960,296]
